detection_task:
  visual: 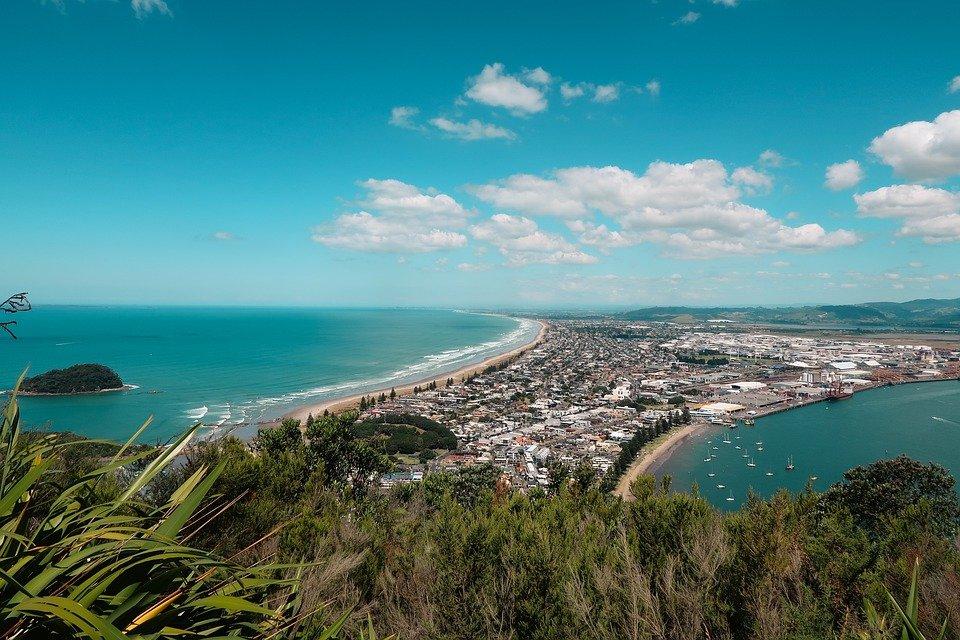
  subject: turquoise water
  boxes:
[1,307,536,442]
[658,381,960,509]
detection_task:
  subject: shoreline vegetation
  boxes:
[281,318,547,424]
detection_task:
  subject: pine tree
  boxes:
[390,387,396,399]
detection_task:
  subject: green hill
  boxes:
[21,363,124,395]
[352,412,457,455]
[623,297,960,329]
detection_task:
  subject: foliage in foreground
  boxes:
[153,416,960,640]
[0,377,344,639]
[5,384,960,639]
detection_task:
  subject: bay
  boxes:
[0,306,535,442]
[657,380,960,508]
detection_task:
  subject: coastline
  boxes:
[613,421,710,499]
[281,319,548,424]
[614,374,960,501]
[13,384,136,397]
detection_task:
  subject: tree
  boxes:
[820,455,960,538]
[1,292,30,339]
[390,387,396,399]
[682,406,691,424]
[545,457,570,494]
[306,412,392,491]
[253,417,302,456]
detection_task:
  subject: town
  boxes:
[354,320,960,490]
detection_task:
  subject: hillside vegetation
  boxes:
[3,384,959,639]
[351,412,457,455]
[624,297,960,329]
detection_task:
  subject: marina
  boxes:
[656,380,960,509]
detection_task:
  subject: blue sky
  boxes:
[3,0,960,308]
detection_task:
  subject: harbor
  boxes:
[655,379,960,509]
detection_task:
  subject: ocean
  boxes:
[657,380,960,509]
[1,306,537,443]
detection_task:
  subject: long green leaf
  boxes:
[190,594,278,617]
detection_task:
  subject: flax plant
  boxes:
[0,373,346,640]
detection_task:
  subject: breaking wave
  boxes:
[193,315,539,427]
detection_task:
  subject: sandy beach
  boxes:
[282,319,548,423]
[613,421,711,500]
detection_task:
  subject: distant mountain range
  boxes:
[622,298,960,329]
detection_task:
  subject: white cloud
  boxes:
[869,110,960,181]
[560,82,586,100]
[472,160,860,258]
[566,220,637,252]
[949,76,960,94]
[313,214,467,253]
[358,178,470,224]
[465,63,547,115]
[429,117,516,141]
[855,184,960,243]
[470,214,598,266]
[855,184,960,219]
[392,108,515,142]
[457,262,491,272]
[731,166,773,194]
[674,11,701,25]
[758,149,786,168]
[592,84,620,103]
[713,0,739,6]
[131,0,170,18]
[389,106,421,130]
[645,80,661,97]
[211,231,237,241]
[312,179,472,253]
[824,159,865,191]
[524,67,552,85]
[897,215,960,243]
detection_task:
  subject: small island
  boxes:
[21,364,125,395]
